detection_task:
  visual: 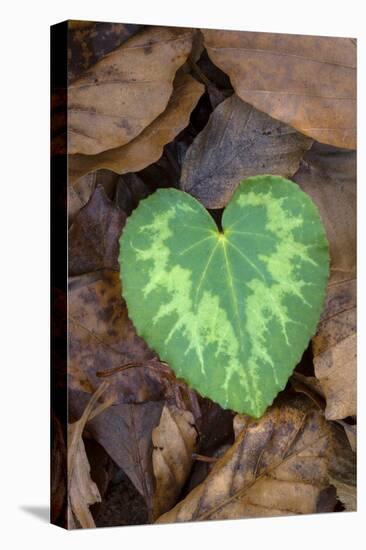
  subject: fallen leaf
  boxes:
[290,371,325,409]
[329,422,356,486]
[312,278,356,420]
[68,169,121,225]
[321,277,356,322]
[83,439,117,500]
[120,179,329,417]
[156,398,331,522]
[152,405,198,519]
[69,186,126,276]
[69,74,204,182]
[328,422,356,511]
[69,389,164,521]
[68,382,113,528]
[68,21,143,82]
[68,271,155,397]
[341,422,356,452]
[203,30,356,149]
[330,478,356,511]
[294,143,356,284]
[68,173,96,224]
[68,27,194,155]
[180,94,312,208]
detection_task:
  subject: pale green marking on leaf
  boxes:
[119,175,329,417]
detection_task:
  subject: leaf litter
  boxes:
[56,22,357,527]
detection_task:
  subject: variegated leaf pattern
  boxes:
[119,176,329,417]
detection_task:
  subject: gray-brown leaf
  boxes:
[180,94,312,208]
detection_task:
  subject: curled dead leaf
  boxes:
[152,405,198,520]
[203,30,356,149]
[69,389,164,521]
[156,399,331,523]
[328,422,356,511]
[312,279,356,420]
[69,74,204,183]
[68,382,113,528]
[68,27,194,155]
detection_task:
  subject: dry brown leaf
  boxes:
[68,271,155,397]
[294,143,356,284]
[180,94,312,208]
[68,27,194,155]
[68,186,126,276]
[314,333,356,420]
[203,30,356,149]
[312,279,356,420]
[68,382,113,528]
[330,478,356,511]
[69,74,204,183]
[68,173,96,224]
[68,21,143,82]
[152,405,197,520]
[328,422,356,511]
[321,278,356,322]
[68,270,200,409]
[68,169,120,225]
[341,422,356,452]
[69,389,164,521]
[156,399,331,523]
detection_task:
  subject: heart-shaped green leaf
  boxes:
[119,176,329,417]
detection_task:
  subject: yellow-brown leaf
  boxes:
[68,27,194,154]
[203,30,356,149]
[69,74,204,183]
[156,400,331,523]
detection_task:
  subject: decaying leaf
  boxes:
[294,143,356,284]
[156,399,331,523]
[68,21,143,82]
[68,271,155,397]
[328,422,356,511]
[68,169,120,225]
[203,30,356,149]
[152,405,198,519]
[330,478,356,511]
[312,278,356,420]
[180,94,312,208]
[68,27,194,155]
[68,382,113,528]
[342,422,356,452]
[69,389,164,521]
[69,186,126,276]
[69,74,204,183]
